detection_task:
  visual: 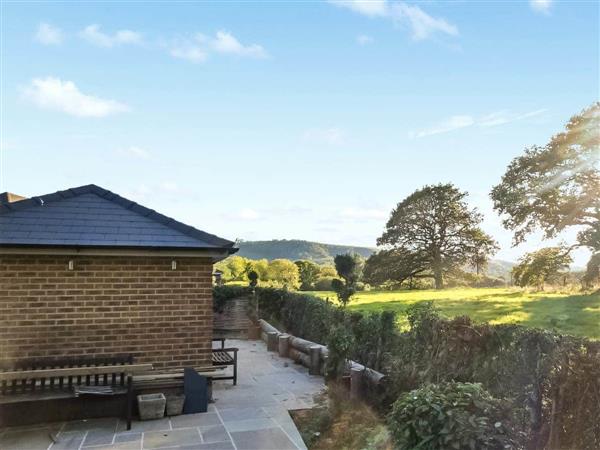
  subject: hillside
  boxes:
[236,239,516,278]
[236,239,375,265]
[486,259,515,280]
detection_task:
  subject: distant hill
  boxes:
[236,239,375,265]
[485,259,515,280]
[236,239,516,278]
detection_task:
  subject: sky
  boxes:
[1,0,598,266]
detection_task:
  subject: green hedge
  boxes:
[213,287,600,450]
[214,286,397,373]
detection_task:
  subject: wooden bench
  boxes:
[212,338,238,385]
[0,356,152,430]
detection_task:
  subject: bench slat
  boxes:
[0,364,153,382]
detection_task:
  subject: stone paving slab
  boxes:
[230,428,298,450]
[0,339,323,450]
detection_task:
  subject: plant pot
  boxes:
[166,394,186,416]
[137,393,166,420]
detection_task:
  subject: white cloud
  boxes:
[478,109,547,127]
[530,0,552,14]
[80,24,142,47]
[22,77,130,118]
[340,207,388,220]
[414,115,474,138]
[212,31,268,58]
[35,23,64,45]
[329,0,388,17]
[330,0,458,41]
[357,34,374,45]
[121,146,151,159]
[169,42,208,63]
[413,109,547,138]
[303,127,346,145]
[168,31,268,63]
[390,2,458,41]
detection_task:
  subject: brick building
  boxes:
[0,185,237,370]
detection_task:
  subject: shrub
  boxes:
[471,275,506,288]
[325,320,355,379]
[313,276,338,291]
[388,382,517,450]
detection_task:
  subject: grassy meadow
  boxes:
[308,287,600,339]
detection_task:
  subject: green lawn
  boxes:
[308,288,600,339]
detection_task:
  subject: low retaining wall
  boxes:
[258,319,385,398]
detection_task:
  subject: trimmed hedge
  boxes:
[214,286,397,373]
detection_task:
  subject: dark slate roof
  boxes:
[0,184,237,252]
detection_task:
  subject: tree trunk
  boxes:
[433,252,443,289]
[434,271,443,289]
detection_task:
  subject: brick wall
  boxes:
[0,254,214,370]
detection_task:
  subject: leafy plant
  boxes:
[326,321,355,379]
[388,382,517,450]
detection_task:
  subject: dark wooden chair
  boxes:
[211,338,238,385]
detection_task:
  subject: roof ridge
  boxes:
[0,184,236,249]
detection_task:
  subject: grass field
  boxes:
[308,288,600,339]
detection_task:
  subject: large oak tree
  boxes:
[370,183,497,289]
[491,103,600,276]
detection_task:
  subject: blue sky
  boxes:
[1,0,598,265]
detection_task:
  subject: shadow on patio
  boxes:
[0,339,326,450]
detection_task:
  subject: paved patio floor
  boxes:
[0,339,326,450]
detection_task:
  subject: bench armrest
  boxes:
[212,347,238,353]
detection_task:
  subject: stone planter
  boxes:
[166,394,186,416]
[137,393,166,420]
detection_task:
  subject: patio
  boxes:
[0,339,325,450]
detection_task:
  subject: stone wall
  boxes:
[0,254,213,370]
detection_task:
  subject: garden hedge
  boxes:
[213,286,600,450]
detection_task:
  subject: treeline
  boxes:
[214,255,341,290]
[214,253,510,291]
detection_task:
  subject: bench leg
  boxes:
[126,375,133,430]
[233,351,238,386]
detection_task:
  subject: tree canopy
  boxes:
[371,183,498,289]
[294,260,321,290]
[491,103,600,253]
[511,246,573,289]
[332,253,364,306]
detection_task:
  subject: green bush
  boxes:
[388,382,517,450]
[213,285,249,313]
[325,320,355,379]
[313,276,338,291]
[389,302,600,450]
